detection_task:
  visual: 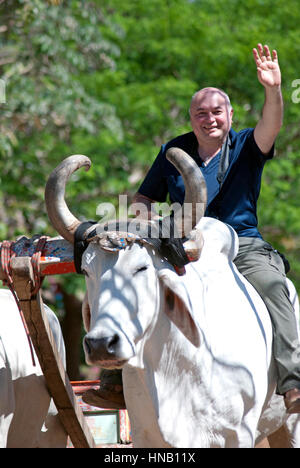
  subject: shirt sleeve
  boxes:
[248,128,275,163]
[137,145,169,202]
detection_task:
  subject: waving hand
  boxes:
[253,43,281,88]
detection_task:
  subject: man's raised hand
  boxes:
[253,43,281,88]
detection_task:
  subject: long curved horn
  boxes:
[45,155,91,244]
[166,147,207,237]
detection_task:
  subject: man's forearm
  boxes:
[131,192,158,220]
[261,85,283,133]
[254,85,283,154]
[252,44,283,155]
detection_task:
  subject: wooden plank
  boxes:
[11,257,95,449]
[0,236,76,279]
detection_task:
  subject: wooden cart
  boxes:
[0,235,96,448]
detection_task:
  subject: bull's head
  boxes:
[45,149,207,368]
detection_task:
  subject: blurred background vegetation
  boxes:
[1,0,300,378]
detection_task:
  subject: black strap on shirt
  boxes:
[216,133,231,190]
[206,133,231,220]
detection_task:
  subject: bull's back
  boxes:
[0,289,67,447]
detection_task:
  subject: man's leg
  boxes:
[234,237,300,412]
[82,368,125,409]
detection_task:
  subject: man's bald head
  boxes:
[189,87,232,115]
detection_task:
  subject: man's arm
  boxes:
[253,43,283,155]
[132,192,159,220]
[131,146,169,220]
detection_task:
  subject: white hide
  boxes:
[256,392,300,448]
[286,278,300,341]
[256,278,300,447]
[82,217,300,448]
[0,288,67,448]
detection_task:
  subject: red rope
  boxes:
[1,236,49,366]
[31,236,48,296]
[1,240,15,286]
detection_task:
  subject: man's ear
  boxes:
[82,292,91,332]
[158,270,201,347]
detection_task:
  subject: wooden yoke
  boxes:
[1,238,96,449]
[0,236,76,280]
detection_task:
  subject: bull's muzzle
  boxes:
[83,333,128,368]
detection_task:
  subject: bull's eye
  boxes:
[82,268,89,277]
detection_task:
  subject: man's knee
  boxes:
[245,270,287,301]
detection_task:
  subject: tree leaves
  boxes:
[0,0,300,290]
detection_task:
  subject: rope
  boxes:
[1,240,17,286]
[1,236,49,366]
[31,236,48,296]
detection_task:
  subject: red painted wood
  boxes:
[0,236,75,278]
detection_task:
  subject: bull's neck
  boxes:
[143,301,204,378]
[126,309,216,447]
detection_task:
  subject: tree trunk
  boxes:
[61,289,83,380]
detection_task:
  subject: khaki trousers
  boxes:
[234,236,300,395]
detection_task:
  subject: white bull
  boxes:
[80,217,300,448]
[44,152,300,448]
[0,289,68,448]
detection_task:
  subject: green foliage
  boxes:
[0,0,300,291]
[0,0,122,240]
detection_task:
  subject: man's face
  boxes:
[190,89,233,147]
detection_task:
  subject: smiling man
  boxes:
[131,43,300,413]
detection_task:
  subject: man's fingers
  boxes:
[257,43,264,54]
[257,43,266,61]
[253,48,261,66]
[264,45,272,60]
[254,43,278,65]
[272,49,278,62]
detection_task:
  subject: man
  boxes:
[84,44,300,413]
[131,43,300,414]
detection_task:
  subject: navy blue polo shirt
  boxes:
[138,128,274,238]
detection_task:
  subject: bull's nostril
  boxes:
[84,334,121,359]
[107,334,120,353]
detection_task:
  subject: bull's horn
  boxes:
[45,155,91,244]
[166,147,207,237]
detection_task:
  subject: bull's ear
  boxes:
[158,270,201,347]
[82,292,91,332]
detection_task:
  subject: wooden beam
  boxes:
[11,256,95,449]
[0,236,76,279]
